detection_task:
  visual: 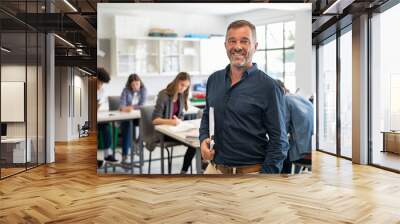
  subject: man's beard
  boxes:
[228,49,251,68]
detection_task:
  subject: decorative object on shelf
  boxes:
[148,28,178,37]
[184,33,209,39]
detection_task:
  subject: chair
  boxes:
[108,96,120,111]
[107,96,121,149]
[140,105,181,174]
[291,153,312,174]
[78,121,90,138]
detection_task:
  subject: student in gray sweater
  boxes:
[152,72,196,174]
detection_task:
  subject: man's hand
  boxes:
[201,138,215,160]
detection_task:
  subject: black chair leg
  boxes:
[166,148,171,174]
[170,147,174,174]
[148,151,152,174]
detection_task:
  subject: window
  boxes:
[255,21,296,92]
[371,3,400,171]
[0,2,46,179]
[317,37,337,155]
[340,29,352,158]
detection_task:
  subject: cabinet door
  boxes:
[200,37,228,76]
[116,39,159,76]
[180,40,200,75]
[160,40,180,74]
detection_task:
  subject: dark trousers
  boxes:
[181,147,196,172]
[164,136,196,172]
[282,157,311,174]
[120,121,132,157]
[121,120,139,157]
[98,123,111,149]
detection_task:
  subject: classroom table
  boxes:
[97,110,142,174]
[155,119,201,174]
[97,106,201,174]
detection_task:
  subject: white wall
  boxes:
[1,65,26,137]
[54,67,89,141]
[55,67,69,141]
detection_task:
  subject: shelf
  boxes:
[116,37,205,77]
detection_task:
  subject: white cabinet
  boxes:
[179,40,201,75]
[115,38,160,77]
[115,37,201,77]
[1,138,32,164]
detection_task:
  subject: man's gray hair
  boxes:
[226,20,257,41]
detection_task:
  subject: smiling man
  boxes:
[199,20,289,174]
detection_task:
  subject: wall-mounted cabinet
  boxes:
[114,37,227,77]
[115,37,202,77]
[116,38,160,76]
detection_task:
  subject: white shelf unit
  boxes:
[115,37,202,77]
[115,38,160,77]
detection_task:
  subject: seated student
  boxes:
[152,72,196,174]
[276,80,314,174]
[119,73,147,164]
[97,68,118,167]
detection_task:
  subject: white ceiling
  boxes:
[98,3,311,17]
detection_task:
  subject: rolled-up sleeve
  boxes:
[261,83,289,174]
[119,88,129,108]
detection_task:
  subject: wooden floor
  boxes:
[1,136,400,223]
[372,151,400,171]
[1,167,26,178]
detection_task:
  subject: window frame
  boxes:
[256,21,295,86]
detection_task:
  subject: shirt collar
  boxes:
[225,63,258,79]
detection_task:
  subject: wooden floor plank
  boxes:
[0,135,399,223]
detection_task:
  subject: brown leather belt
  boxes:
[215,164,262,174]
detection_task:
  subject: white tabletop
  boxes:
[186,105,200,115]
[155,119,201,148]
[97,110,141,123]
[97,105,200,124]
[1,137,28,143]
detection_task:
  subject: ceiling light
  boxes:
[63,0,78,12]
[54,34,75,48]
[322,0,354,15]
[78,67,92,76]
[1,47,11,53]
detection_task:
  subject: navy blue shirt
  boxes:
[199,63,289,173]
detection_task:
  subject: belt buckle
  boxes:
[232,167,237,174]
